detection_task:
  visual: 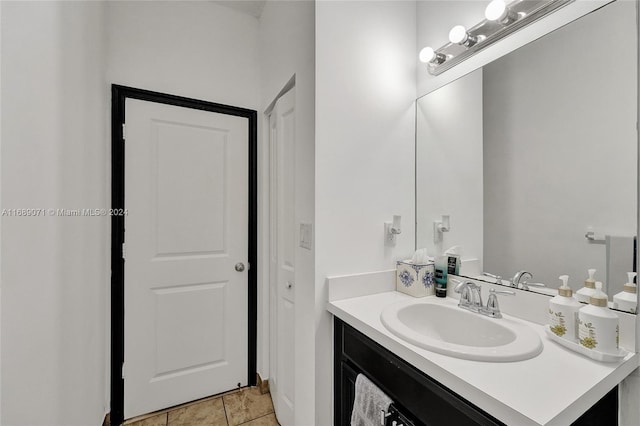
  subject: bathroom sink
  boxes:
[380,298,543,362]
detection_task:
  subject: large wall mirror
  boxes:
[416,0,638,312]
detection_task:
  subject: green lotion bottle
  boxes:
[435,255,448,297]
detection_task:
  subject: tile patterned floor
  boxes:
[125,387,279,426]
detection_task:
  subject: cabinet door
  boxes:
[336,319,502,426]
[571,386,617,426]
[337,362,358,426]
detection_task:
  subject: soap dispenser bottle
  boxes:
[444,245,462,275]
[578,282,619,353]
[434,254,448,298]
[613,272,638,313]
[576,268,597,303]
[548,275,581,342]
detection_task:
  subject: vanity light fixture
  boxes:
[420,0,574,76]
[449,25,478,48]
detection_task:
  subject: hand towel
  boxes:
[350,373,393,426]
[606,235,635,296]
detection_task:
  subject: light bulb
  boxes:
[419,47,435,63]
[485,0,507,21]
[449,25,468,44]
[485,0,518,25]
[418,46,446,65]
[448,25,478,47]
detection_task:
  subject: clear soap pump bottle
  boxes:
[613,272,637,313]
[548,275,581,342]
[576,268,597,303]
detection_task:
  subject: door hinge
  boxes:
[122,243,126,259]
[121,362,125,380]
[122,123,126,141]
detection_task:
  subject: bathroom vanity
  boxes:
[334,318,617,426]
[328,278,639,426]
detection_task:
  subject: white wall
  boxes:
[258,2,315,424]
[483,0,636,290]
[1,2,262,424]
[416,69,483,264]
[106,1,260,110]
[315,1,417,424]
[1,2,108,425]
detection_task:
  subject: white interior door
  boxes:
[269,88,296,426]
[123,98,249,419]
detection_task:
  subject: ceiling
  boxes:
[212,0,266,19]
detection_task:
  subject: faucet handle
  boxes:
[522,282,546,292]
[484,288,516,318]
[490,288,516,296]
[483,272,502,285]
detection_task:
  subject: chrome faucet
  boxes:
[455,281,515,318]
[511,270,545,291]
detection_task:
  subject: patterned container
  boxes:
[396,260,436,298]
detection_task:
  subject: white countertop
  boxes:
[328,291,639,426]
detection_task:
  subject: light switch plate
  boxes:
[300,223,312,250]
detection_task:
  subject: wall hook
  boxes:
[385,215,402,245]
[433,215,450,243]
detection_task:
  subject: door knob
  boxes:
[235,262,245,272]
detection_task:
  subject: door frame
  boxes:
[110,85,257,426]
[267,86,297,425]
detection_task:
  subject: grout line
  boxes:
[222,394,231,426]
[236,412,273,426]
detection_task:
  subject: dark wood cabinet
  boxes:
[334,317,617,426]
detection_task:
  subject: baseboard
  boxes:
[102,412,110,426]
[256,373,270,394]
